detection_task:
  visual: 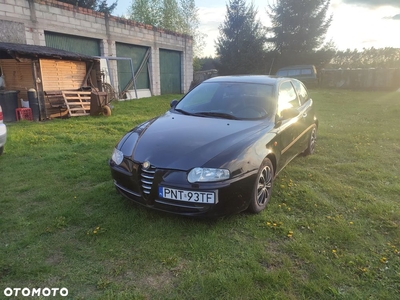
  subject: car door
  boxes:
[291,79,315,152]
[276,80,303,171]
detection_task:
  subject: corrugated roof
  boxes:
[0,42,97,61]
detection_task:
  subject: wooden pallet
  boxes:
[62,91,91,117]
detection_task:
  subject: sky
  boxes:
[111,0,400,57]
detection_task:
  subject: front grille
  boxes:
[140,164,156,196]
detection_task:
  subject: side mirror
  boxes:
[170,99,178,108]
[274,108,299,127]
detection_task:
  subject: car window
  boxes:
[301,68,312,75]
[288,69,301,76]
[276,70,288,76]
[278,81,299,115]
[292,80,309,105]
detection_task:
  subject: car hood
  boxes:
[120,111,272,170]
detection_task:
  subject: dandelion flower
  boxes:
[380,257,387,264]
[349,221,353,225]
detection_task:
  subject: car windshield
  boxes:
[175,82,275,120]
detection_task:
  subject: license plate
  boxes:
[158,187,216,204]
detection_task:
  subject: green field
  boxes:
[1,90,399,299]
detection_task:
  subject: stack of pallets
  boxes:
[62,91,91,117]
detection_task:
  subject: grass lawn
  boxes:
[0,90,399,299]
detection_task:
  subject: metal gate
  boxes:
[159,49,181,94]
[44,32,100,56]
[115,43,150,91]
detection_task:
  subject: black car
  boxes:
[109,75,318,217]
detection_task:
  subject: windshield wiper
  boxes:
[174,108,192,115]
[193,111,239,120]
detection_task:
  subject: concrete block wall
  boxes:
[0,0,193,95]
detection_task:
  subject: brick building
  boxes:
[0,0,193,97]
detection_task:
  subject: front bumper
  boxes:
[109,159,257,217]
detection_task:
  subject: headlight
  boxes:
[187,167,230,183]
[111,148,124,165]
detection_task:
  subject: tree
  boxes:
[129,0,205,58]
[328,47,400,69]
[58,0,117,14]
[265,0,334,72]
[128,0,163,26]
[267,0,332,54]
[129,0,199,34]
[216,0,267,75]
[180,0,206,57]
[97,0,118,15]
[161,0,182,32]
[195,56,220,71]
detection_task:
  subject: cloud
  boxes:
[383,13,400,20]
[342,0,400,8]
[360,38,378,45]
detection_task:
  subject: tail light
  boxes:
[0,107,3,121]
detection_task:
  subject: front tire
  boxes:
[0,146,3,155]
[248,158,274,214]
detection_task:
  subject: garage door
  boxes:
[116,43,150,91]
[45,32,100,56]
[159,49,181,94]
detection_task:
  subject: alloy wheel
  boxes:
[257,165,273,206]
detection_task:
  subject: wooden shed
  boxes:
[0,42,102,120]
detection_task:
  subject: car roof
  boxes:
[204,75,288,85]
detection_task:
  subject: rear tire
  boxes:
[248,158,274,214]
[304,126,317,156]
[0,146,3,155]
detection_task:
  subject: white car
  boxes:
[0,105,6,155]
